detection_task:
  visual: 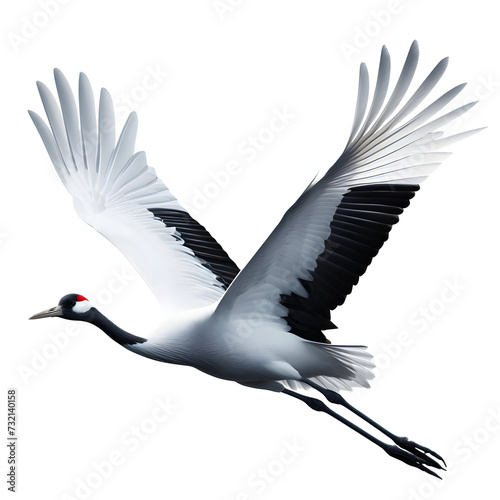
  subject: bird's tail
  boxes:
[286,343,375,392]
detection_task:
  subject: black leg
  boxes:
[282,388,445,478]
[301,379,446,467]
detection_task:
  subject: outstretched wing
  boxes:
[214,41,481,342]
[29,69,239,312]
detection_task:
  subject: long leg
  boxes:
[282,388,444,478]
[301,379,446,466]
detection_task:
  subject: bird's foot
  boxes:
[383,440,446,478]
[394,436,446,466]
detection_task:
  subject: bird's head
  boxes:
[29,294,146,345]
[29,294,94,322]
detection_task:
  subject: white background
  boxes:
[2,1,499,499]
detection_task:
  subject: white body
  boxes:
[127,304,372,391]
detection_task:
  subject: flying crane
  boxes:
[29,41,480,477]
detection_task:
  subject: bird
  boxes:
[28,41,480,478]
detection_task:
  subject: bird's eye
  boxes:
[69,300,76,307]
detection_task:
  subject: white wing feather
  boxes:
[30,70,238,312]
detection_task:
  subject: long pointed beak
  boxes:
[29,305,63,320]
